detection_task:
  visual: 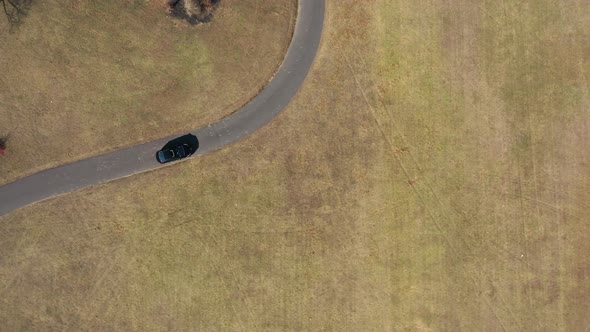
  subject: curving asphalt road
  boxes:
[0,0,325,217]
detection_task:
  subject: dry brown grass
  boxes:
[1,0,590,330]
[370,0,590,329]
[0,0,295,185]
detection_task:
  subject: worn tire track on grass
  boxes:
[0,0,325,217]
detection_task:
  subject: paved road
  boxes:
[0,0,325,217]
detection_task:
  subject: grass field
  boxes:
[370,0,590,329]
[1,0,590,330]
[0,0,295,185]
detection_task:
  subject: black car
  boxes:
[156,134,199,164]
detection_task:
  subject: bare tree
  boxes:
[168,0,220,25]
[1,0,32,29]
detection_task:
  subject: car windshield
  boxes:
[161,150,174,160]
